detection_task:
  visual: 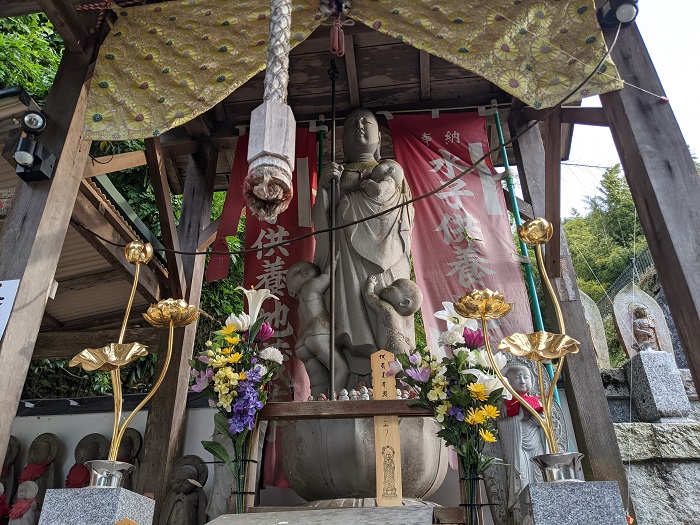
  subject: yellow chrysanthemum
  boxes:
[479,428,497,443]
[225,335,241,346]
[481,405,501,420]
[468,383,489,401]
[466,407,486,426]
[228,352,243,364]
[219,325,236,336]
[220,347,232,355]
[239,372,247,381]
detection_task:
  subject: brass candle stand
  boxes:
[70,241,198,483]
[453,218,580,455]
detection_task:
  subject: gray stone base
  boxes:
[39,487,154,525]
[519,481,627,525]
[624,351,690,422]
[208,506,434,525]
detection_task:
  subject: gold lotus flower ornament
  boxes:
[124,240,154,264]
[498,332,580,362]
[69,342,149,371]
[454,289,513,320]
[518,218,553,246]
[144,298,199,328]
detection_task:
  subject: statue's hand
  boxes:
[361,179,381,197]
[320,162,344,190]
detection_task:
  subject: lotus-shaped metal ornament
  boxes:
[497,331,580,362]
[69,342,149,371]
[143,298,199,328]
[124,240,154,265]
[518,218,554,246]
[454,289,512,320]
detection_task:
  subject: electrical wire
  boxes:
[75,23,623,258]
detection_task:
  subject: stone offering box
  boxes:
[39,487,154,525]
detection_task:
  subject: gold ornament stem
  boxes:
[481,318,558,452]
[118,262,141,344]
[545,355,566,419]
[109,320,176,461]
[534,244,565,334]
[108,368,122,460]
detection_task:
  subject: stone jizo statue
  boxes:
[66,433,109,488]
[17,434,59,508]
[160,456,207,525]
[2,436,20,505]
[8,482,38,525]
[631,304,660,352]
[309,108,416,387]
[497,365,547,518]
[116,428,142,491]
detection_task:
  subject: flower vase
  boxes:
[228,432,253,514]
[458,459,481,525]
[85,460,135,488]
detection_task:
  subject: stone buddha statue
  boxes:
[631,304,660,352]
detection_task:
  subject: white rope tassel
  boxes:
[245,0,297,223]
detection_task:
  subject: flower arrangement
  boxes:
[189,286,282,513]
[389,305,512,525]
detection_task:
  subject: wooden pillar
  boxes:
[597,18,700,389]
[136,143,216,517]
[0,49,94,465]
[509,108,633,516]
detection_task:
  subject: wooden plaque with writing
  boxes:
[371,350,402,506]
[115,519,138,525]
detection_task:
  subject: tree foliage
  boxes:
[563,165,646,302]
[0,14,63,103]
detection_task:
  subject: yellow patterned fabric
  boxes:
[84,0,323,140]
[350,0,622,109]
[85,0,622,140]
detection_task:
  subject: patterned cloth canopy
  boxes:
[84,0,622,141]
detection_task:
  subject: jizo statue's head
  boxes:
[343,109,381,162]
[506,365,533,396]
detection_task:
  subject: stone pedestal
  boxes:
[39,487,154,525]
[209,506,434,525]
[519,481,627,525]
[624,350,690,422]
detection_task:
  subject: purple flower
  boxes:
[408,352,422,366]
[448,406,465,422]
[190,368,214,392]
[463,328,485,350]
[196,355,210,364]
[257,322,274,341]
[406,366,431,382]
[227,379,265,434]
[208,399,216,408]
[386,360,402,377]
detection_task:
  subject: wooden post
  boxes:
[509,107,633,517]
[544,107,562,277]
[136,143,217,519]
[596,17,700,390]
[0,48,94,465]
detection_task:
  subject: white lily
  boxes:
[224,312,251,332]
[475,349,507,371]
[434,301,478,333]
[236,286,279,324]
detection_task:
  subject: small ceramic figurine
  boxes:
[159,456,208,525]
[65,433,109,488]
[8,482,38,525]
[339,389,349,401]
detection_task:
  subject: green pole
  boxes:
[492,110,560,404]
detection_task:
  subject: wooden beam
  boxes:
[83,150,147,178]
[137,143,217,520]
[544,108,562,277]
[145,138,185,298]
[503,188,534,221]
[52,310,148,332]
[344,34,360,108]
[419,50,431,101]
[183,114,212,139]
[71,191,162,304]
[36,0,89,54]
[197,217,220,252]
[259,400,432,421]
[522,107,609,127]
[33,327,160,359]
[596,17,700,396]
[161,137,200,157]
[41,312,63,329]
[163,151,184,195]
[56,270,123,294]
[509,105,634,517]
[0,47,94,468]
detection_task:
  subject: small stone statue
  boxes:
[65,433,109,488]
[17,434,59,508]
[0,482,10,522]
[363,274,422,355]
[287,260,350,396]
[159,456,207,525]
[2,437,20,505]
[339,389,349,401]
[359,386,370,401]
[116,428,142,491]
[631,304,660,352]
[8,482,38,525]
[349,389,358,400]
[497,365,547,519]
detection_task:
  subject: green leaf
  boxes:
[202,440,235,472]
[214,412,232,438]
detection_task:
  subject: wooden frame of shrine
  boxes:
[0,1,699,523]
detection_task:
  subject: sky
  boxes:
[561,0,699,217]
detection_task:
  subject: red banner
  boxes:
[206,129,318,487]
[388,112,533,353]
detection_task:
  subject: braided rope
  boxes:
[263,0,292,104]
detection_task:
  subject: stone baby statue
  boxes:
[363,274,422,355]
[17,434,59,508]
[287,259,350,396]
[65,433,109,488]
[159,456,207,525]
[497,365,547,519]
[8,482,38,525]
[631,304,660,352]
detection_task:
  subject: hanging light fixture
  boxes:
[13,110,56,182]
[597,0,639,28]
